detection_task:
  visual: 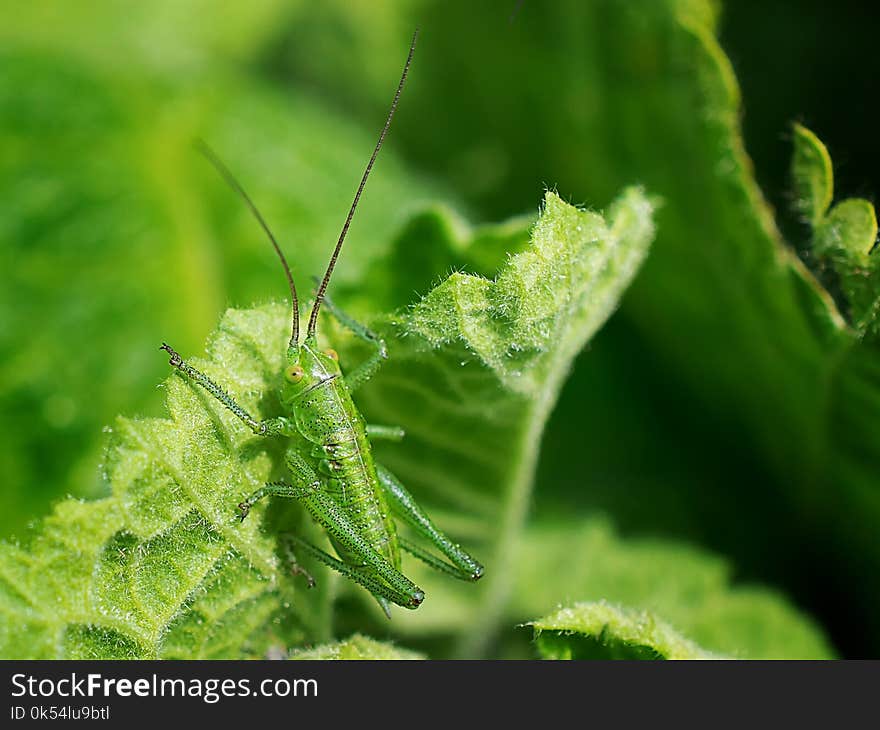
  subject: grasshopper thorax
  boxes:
[280,339,342,407]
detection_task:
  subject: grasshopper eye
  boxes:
[324,348,339,362]
[285,365,304,383]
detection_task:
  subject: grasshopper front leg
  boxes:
[377,464,484,582]
[161,343,292,436]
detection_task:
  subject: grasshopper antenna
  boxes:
[195,140,301,348]
[306,29,418,339]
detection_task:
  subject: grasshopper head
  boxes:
[280,339,341,405]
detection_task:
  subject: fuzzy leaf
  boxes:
[290,634,423,660]
[350,189,654,655]
[530,602,719,660]
[0,189,653,658]
[793,125,880,334]
[514,519,832,659]
[3,0,873,660]
[792,123,834,228]
[303,0,880,655]
[382,515,832,659]
[1,306,293,659]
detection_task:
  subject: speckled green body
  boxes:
[284,340,400,574]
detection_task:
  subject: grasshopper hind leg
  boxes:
[377,464,484,582]
[286,533,423,613]
[238,449,426,611]
[278,527,409,617]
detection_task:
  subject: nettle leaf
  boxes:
[311,0,880,654]
[1,306,291,659]
[529,603,718,660]
[791,123,834,229]
[351,189,654,654]
[0,189,653,659]
[513,519,832,659]
[373,512,831,659]
[792,124,880,335]
[4,0,865,661]
[290,634,423,660]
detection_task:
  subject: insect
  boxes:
[160,31,482,616]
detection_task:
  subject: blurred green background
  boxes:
[2,0,879,657]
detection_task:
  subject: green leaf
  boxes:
[1,305,291,659]
[352,189,654,655]
[3,0,874,660]
[530,602,719,660]
[793,125,880,334]
[297,0,880,654]
[513,519,833,659]
[792,123,834,228]
[0,188,653,658]
[379,513,832,659]
[290,634,423,660]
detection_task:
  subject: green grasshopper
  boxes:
[160,31,482,616]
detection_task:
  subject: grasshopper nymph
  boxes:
[160,31,483,616]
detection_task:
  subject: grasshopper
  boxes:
[160,31,482,616]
